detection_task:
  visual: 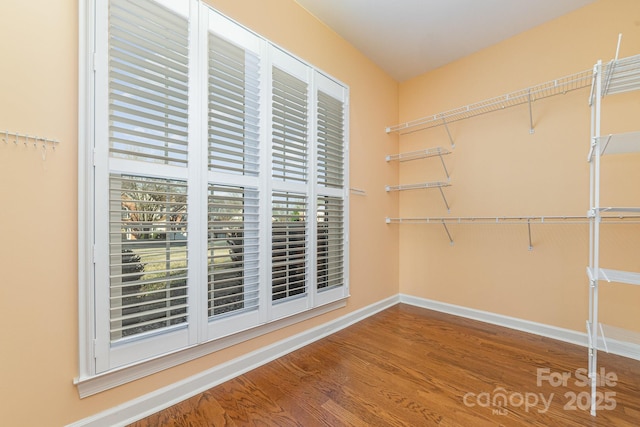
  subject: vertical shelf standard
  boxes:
[587,53,640,417]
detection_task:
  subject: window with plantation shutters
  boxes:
[81,0,349,388]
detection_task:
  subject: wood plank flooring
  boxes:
[129,304,640,426]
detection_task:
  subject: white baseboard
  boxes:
[69,293,639,426]
[399,294,640,362]
[68,294,400,427]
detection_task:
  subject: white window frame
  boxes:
[77,0,349,397]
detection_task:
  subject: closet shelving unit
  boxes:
[586,52,640,417]
[384,66,593,227]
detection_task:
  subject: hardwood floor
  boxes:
[129,304,640,426]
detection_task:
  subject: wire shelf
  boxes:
[595,131,640,157]
[386,68,593,134]
[385,215,598,250]
[602,53,640,97]
[385,215,590,225]
[386,147,451,162]
[385,181,450,192]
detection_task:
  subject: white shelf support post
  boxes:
[589,58,603,418]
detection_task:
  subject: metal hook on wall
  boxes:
[1,129,59,158]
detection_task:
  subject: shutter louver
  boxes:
[317,196,344,290]
[272,67,308,182]
[109,175,188,341]
[208,185,260,316]
[208,34,260,176]
[317,91,345,189]
[272,192,308,300]
[109,0,189,166]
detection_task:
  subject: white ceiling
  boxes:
[295,0,596,82]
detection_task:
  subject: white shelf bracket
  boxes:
[437,186,451,213]
[599,323,609,353]
[587,137,596,162]
[527,219,533,250]
[442,118,455,148]
[527,89,535,134]
[602,59,617,97]
[441,220,454,246]
[601,34,624,97]
[438,152,450,180]
[588,67,597,107]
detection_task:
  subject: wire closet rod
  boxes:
[386,68,593,134]
[387,215,640,250]
[385,215,640,225]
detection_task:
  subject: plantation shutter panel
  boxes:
[316,89,346,291]
[270,52,311,313]
[208,34,260,176]
[317,196,344,290]
[205,15,264,339]
[272,192,308,301]
[317,91,345,189]
[314,75,349,304]
[207,185,260,316]
[109,0,190,166]
[109,175,188,340]
[105,0,192,365]
[272,67,308,183]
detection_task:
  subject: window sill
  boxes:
[74,298,347,398]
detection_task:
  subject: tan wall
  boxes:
[0,0,398,425]
[4,0,639,424]
[397,0,640,332]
